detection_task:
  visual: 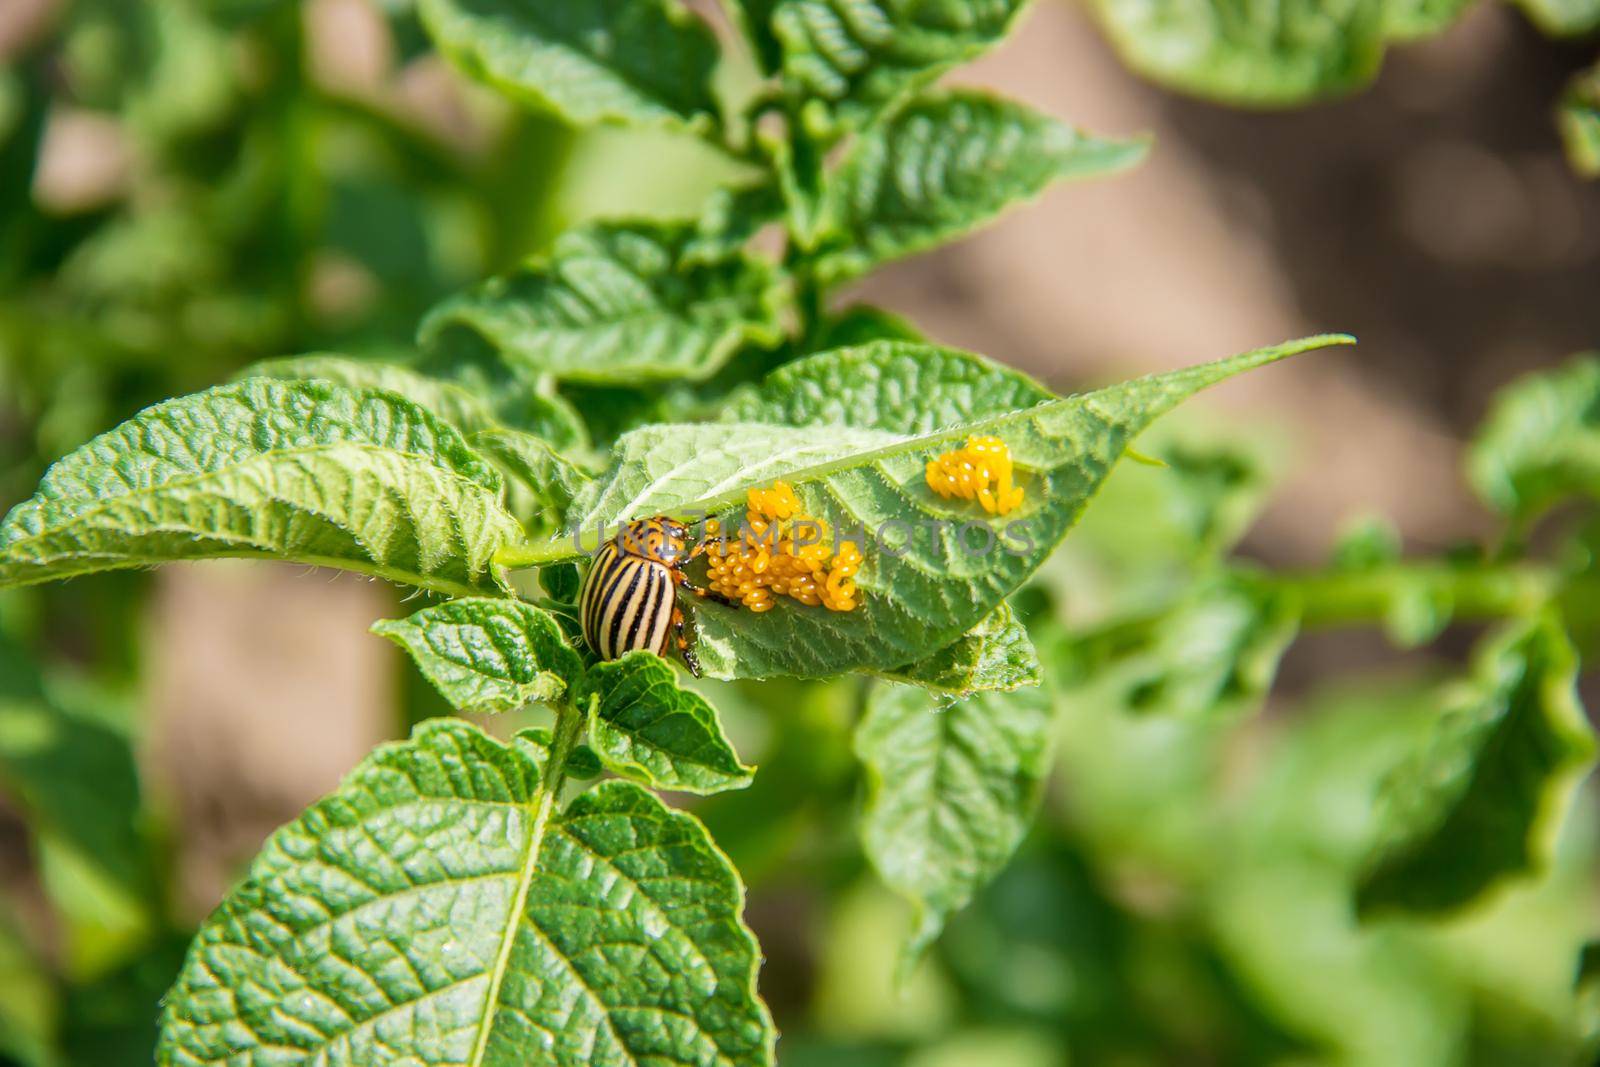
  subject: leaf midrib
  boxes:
[508,337,1350,566]
[467,777,558,1067]
[533,400,1063,563]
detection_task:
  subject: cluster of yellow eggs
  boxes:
[925,434,1026,515]
[704,481,862,613]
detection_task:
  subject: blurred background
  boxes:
[1,0,1597,1064]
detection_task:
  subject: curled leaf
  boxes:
[1357,619,1598,917]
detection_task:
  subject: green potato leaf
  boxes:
[720,339,1053,432]
[770,0,1030,132]
[373,599,585,715]
[472,429,593,538]
[855,681,1055,963]
[878,602,1043,693]
[813,91,1148,284]
[1087,0,1389,107]
[418,0,722,131]
[1559,63,1600,178]
[580,651,754,794]
[243,353,591,452]
[1468,354,1600,519]
[524,335,1348,679]
[0,380,523,596]
[420,222,788,386]
[241,355,509,439]
[1356,618,1598,917]
[729,341,1045,693]
[158,718,775,1066]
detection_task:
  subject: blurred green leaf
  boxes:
[770,0,1029,132]
[855,681,1054,963]
[764,116,832,250]
[0,380,523,595]
[0,675,153,914]
[812,91,1147,284]
[1378,570,1454,647]
[420,222,788,386]
[158,719,776,1065]
[123,1,238,145]
[0,916,58,1067]
[1384,0,1476,38]
[373,598,584,714]
[1357,619,1597,917]
[1047,416,1281,615]
[0,640,161,983]
[685,183,786,266]
[1578,941,1600,1061]
[1330,515,1403,570]
[57,934,188,1067]
[1513,0,1600,36]
[879,603,1043,694]
[692,675,863,885]
[1150,436,1278,559]
[1559,62,1600,178]
[409,331,594,453]
[580,651,754,794]
[1209,686,1475,1067]
[550,338,1345,680]
[1468,353,1600,520]
[473,428,593,537]
[419,0,722,130]
[1088,0,1390,106]
[496,386,591,452]
[810,305,925,350]
[1058,577,1299,720]
[939,846,1321,1066]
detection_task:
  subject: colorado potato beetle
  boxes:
[579,516,733,676]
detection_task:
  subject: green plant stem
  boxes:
[495,539,578,569]
[544,696,587,795]
[1264,561,1562,628]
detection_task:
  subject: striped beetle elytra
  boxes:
[579,517,733,677]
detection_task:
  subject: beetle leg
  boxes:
[673,605,702,678]
[669,566,739,608]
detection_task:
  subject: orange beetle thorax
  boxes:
[616,518,689,566]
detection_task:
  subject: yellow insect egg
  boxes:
[702,480,863,612]
[926,435,1025,514]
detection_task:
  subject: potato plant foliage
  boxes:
[1,2,1597,1066]
[1076,0,1600,177]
